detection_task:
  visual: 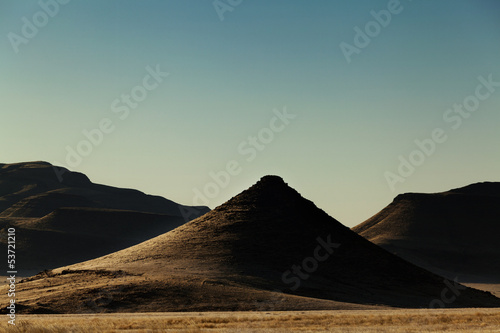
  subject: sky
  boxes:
[1,0,499,227]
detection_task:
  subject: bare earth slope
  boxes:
[5,176,500,313]
[353,182,500,283]
[0,161,209,275]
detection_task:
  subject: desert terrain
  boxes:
[1,166,499,332]
[2,175,499,315]
[353,182,500,298]
[0,162,208,276]
[1,309,500,332]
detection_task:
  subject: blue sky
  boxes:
[1,0,499,226]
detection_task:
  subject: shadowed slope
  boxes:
[6,176,500,313]
[0,161,209,275]
[2,208,186,273]
[353,182,500,282]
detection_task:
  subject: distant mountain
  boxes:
[353,182,500,283]
[7,176,499,314]
[0,161,209,275]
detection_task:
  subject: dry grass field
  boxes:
[1,309,500,333]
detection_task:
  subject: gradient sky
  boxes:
[1,0,499,227]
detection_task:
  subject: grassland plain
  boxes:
[1,309,500,332]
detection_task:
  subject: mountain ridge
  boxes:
[4,176,499,313]
[353,182,500,283]
[0,161,209,275]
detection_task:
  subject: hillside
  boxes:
[0,161,209,275]
[353,182,500,283]
[5,176,499,313]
